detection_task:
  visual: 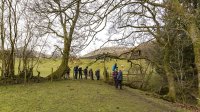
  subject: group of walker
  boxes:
[73,66,100,80]
[66,63,123,89]
[112,63,123,89]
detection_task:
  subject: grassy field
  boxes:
[0,80,189,112]
[12,58,132,77]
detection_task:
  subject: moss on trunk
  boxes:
[163,45,176,102]
[48,40,70,79]
[187,22,200,105]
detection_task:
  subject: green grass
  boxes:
[11,58,132,77]
[0,80,188,112]
[1,58,151,78]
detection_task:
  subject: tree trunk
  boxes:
[187,22,200,105]
[48,0,80,79]
[49,36,70,79]
[8,0,15,78]
[163,45,176,102]
[9,44,15,78]
[103,58,109,82]
[18,57,21,75]
[0,0,5,79]
[193,41,200,105]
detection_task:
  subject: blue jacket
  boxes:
[112,64,117,71]
[117,70,123,80]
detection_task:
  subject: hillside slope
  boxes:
[81,46,130,59]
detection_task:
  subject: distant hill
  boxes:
[0,47,51,59]
[81,41,156,60]
[119,40,158,60]
[81,46,130,59]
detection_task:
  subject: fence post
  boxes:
[127,74,129,83]
[51,68,53,82]
[37,71,40,83]
[24,69,27,84]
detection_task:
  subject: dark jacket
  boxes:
[78,67,82,74]
[83,68,88,75]
[89,69,93,75]
[74,66,78,73]
[112,71,118,78]
[95,69,100,80]
[117,70,123,80]
[95,69,100,76]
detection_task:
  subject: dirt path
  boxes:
[118,87,179,112]
[0,80,189,112]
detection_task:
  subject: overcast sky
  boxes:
[79,29,110,56]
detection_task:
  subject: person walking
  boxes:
[112,63,118,72]
[95,69,100,80]
[74,66,79,79]
[83,66,88,79]
[78,67,83,79]
[89,69,94,80]
[112,68,118,88]
[117,70,123,89]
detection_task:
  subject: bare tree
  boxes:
[0,0,6,79]
[102,0,200,103]
[30,0,118,79]
[2,0,22,78]
[104,0,178,101]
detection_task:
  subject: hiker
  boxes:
[112,68,118,88]
[112,63,118,72]
[95,69,100,80]
[74,66,79,79]
[117,70,123,89]
[83,66,88,79]
[78,67,83,79]
[89,69,94,80]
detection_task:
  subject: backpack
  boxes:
[112,65,116,71]
[112,71,117,78]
